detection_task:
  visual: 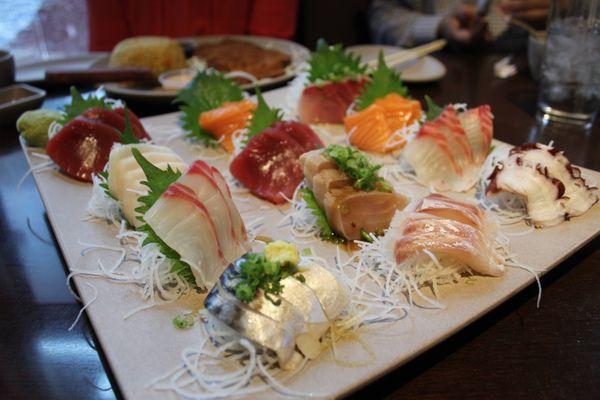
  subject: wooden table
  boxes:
[0,52,598,400]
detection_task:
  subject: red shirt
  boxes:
[87,0,298,51]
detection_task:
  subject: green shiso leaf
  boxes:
[355,51,409,111]
[175,70,244,146]
[116,105,141,145]
[130,148,195,285]
[245,88,283,140]
[307,38,367,84]
[424,95,443,120]
[59,86,111,125]
[300,188,345,243]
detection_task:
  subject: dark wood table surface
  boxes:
[1,52,598,400]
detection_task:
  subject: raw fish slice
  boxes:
[107,144,186,226]
[83,107,151,140]
[205,261,306,367]
[323,187,409,240]
[299,150,337,183]
[46,117,122,182]
[145,183,225,287]
[415,193,486,229]
[404,133,476,192]
[458,105,493,163]
[230,122,322,204]
[277,120,324,152]
[312,169,351,202]
[299,79,367,125]
[299,263,348,320]
[509,143,598,217]
[393,213,504,276]
[487,162,567,228]
[435,107,473,171]
[178,161,247,262]
[209,168,248,242]
[199,100,256,153]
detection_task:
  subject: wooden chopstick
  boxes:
[364,39,447,69]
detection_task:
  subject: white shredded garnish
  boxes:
[68,282,98,331]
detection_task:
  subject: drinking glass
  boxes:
[537,0,600,126]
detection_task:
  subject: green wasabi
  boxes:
[16,109,62,147]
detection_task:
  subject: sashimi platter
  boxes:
[20,40,600,399]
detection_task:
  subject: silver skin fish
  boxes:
[204,256,348,368]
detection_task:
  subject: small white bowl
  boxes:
[158,68,196,90]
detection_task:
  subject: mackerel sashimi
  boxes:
[404,105,493,192]
[107,143,187,227]
[205,255,348,367]
[46,107,151,182]
[386,194,505,277]
[486,143,598,228]
[230,121,324,204]
[145,160,250,288]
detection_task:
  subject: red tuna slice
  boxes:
[230,127,307,204]
[82,107,151,140]
[299,79,367,124]
[46,116,121,182]
[272,121,324,152]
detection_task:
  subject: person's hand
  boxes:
[438,4,488,47]
[499,0,550,28]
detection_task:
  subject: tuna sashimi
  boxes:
[107,143,187,226]
[230,121,323,204]
[404,104,493,192]
[47,108,150,182]
[389,194,504,277]
[299,79,367,125]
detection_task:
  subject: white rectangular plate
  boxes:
[22,87,600,399]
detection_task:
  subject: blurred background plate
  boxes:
[94,35,310,104]
[348,44,446,83]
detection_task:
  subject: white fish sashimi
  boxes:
[387,194,505,277]
[145,183,225,288]
[403,104,493,192]
[107,143,187,226]
[177,161,249,263]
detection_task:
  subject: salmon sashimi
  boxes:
[47,108,151,182]
[404,104,494,192]
[107,143,187,227]
[144,161,250,288]
[344,93,422,154]
[299,79,367,125]
[300,149,409,240]
[199,100,256,153]
[389,194,504,277]
[230,121,323,204]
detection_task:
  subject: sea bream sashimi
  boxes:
[403,105,494,192]
[300,146,410,241]
[486,143,598,228]
[385,194,504,277]
[145,161,250,288]
[107,143,187,227]
[230,121,324,204]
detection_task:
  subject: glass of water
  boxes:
[538,0,600,126]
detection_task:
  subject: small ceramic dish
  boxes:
[158,68,196,90]
[0,83,46,125]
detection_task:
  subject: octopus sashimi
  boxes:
[486,143,598,228]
